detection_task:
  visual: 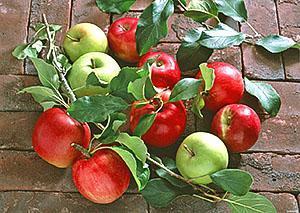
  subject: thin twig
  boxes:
[177,0,187,11]
[245,21,261,37]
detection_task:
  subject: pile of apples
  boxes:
[32,17,261,203]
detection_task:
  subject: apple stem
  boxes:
[183,144,195,157]
[91,58,96,69]
[66,34,80,42]
[118,24,128,31]
[71,143,91,158]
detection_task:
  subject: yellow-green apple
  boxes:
[211,104,261,153]
[176,132,228,184]
[63,23,108,62]
[196,62,244,112]
[67,52,121,97]
[138,52,181,89]
[32,108,91,168]
[107,17,140,63]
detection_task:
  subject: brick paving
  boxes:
[0,0,299,212]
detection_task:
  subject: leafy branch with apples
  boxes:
[11,0,293,212]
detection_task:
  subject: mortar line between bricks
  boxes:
[68,0,74,28]
[23,0,33,75]
[251,190,300,195]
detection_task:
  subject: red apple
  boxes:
[107,17,140,63]
[32,108,91,168]
[130,90,187,148]
[138,51,181,89]
[72,149,130,204]
[211,104,261,153]
[196,62,244,112]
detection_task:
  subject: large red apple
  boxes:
[138,51,181,89]
[72,149,130,204]
[130,90,187,148]
[211,104,261,153]
[107,17,140,63]
[196,62,244,112]
[32,108,91,168]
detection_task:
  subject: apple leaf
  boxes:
[256,35,297,53]
[67,95,129,123]
[174,0,186,7]
[200,23,246,49]
[176,28,213,71]
[244,78,281,117]
[86,72,109,88]
[191,95,205,119]
[169,78,202,102]
[199,63,215,91]
[225,192,276,213]
[30,58,60,90]
[210,169,253,196]
[110,146,150,191]
[215,0,248,22]
[56,54,72,75]
[184,0,219,23]
[136,0,174,55]
[95,0,136,14]
[141,178,184,208]
[116,133,148,164]
[33,23,62,40]
[133,113,157,137]
[128,76,148,100]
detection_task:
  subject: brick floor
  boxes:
[1,0,299,212]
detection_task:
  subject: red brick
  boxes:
[0,112,40,150]
[0,75,40,111]
[241,0,284,80]
[0,192,147,212]
[239,153,300,192]
[0,0,31,74]
[260,192,299,213]
[209,47,242,71]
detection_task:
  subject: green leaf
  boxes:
[174,0,186,7]
[67,95,129,123]
[12,43,41,60]
[256,35,296,53]
[184,0,219,23]
[12,44,30,60]
[136,0,174,55]
[200,23,246,49]
[293,43,300,49]
[95,0,136,14]
[225,192,276,213]
[133,113,157,137]
[211,169,253,196]
[141,178,183,208]
[110,146,150,191]
[191,95,205,118]
[199,63,215,91]
[56,54,72,74]
[30,58,60,90]
[33,23,62,40]
[86,72,109,88]
[116,133,148,164]
[215,0,248,22]
[144,77,157,99]
[244,78,281,117]
[128,76,148,100]
[40,101,57,111]
[169,78,202,102]
[177,28,213,71]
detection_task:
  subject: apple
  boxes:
[196,62,244,112]
[130,90,187,148]
[63,23,108,62]
[67,52,121,97]
[138,52,181,89]
[32,108,91,168]
[72,148,130,204]
[107,17,140,63]
[176,132,229,185]
[211,104,261,153]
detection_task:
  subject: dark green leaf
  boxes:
[133,113,157,137]
[191,95,205,118]
[136,160,151,191]
[225,192,276,213]
[144,77,157,99]
[215,0,248,22]
[141,178,182,208]
[199,63,215,91]
[169,78,202,102]
[177,28,213,71]
[86,72,109,88]
[116,133,148,164]
[184,0,219,23]
[256,35,296,53]
[67,95,129,123]
[200,23,246,49]
[244,78,281,117]
[136,0,174,55]
[211,169,253,196]
[30,58,60,90]
[174,0,186,7]
[96,0,136,14]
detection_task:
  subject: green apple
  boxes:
[176,132,228,185]
[67,52,120,97]
[63,23,108,62]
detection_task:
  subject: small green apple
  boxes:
[63,23,108,62]
[67,52,120,97]
[176,132,228,185]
